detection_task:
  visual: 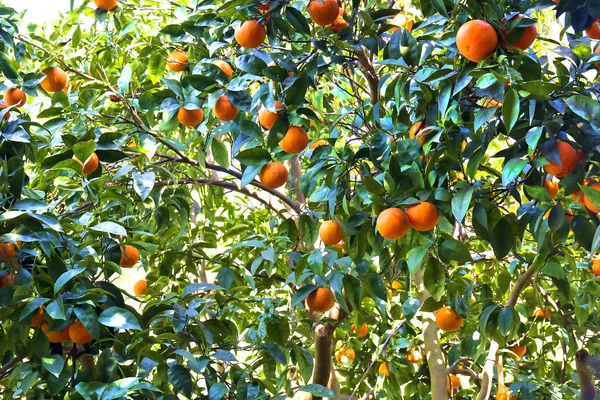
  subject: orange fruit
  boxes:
[310,139,327,149]
[456,20,498,62]
[584,183,600,213]
[93,0,118,10]
[351,323,369,338]
[565,209,574,223]
[332,8,349,33]
[0,273,16,287]
[409,121,429,146]
[177,107,204,127]
[62,82,76,94]
[496,387,516,400]
[390,13,413,32]
[133,279,147,296]
[31,307,44,328]
[586,19,600,39]
[41,67,68,92]
[279,126,308,154]
[595,48,600,68]
[407,349,423,364]
[73,152,99,175]
[507,344,526,358]
[306,287,335,312]
[42,323,70,343]
[391,280,403,290]
[507,14,537,50]
[543,141,577,177]
[213,95,239,121]
[259,162,288,189]
[258,101,285,129]
[482,98,502,107]
[4,88,26,107]
[532,307,551,319]
[435,306,464,332]
[0,239,21,258]
[257,2,270,11]
[376,208,410,240]
[69,320,93,345]
[447,374,461,396]
[406,201,439,232]
[167,50,188,72]
[335,347,355,362]
[120,245,140,268]
[544,178,558,199]
[319,220,344,246]
[213,60,233,79]
[592,257,600,276]
[235,20,266,48]
[378,362,391,377]
[0,104,11,121]
[571,179,592,205]
[308,0,339,26]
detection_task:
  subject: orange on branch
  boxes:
[496,387,516,400]
[544,178,558,199]
[409,121,429,146]
[235,20,266,48]
[507,14,537,50]
[258,101,285,129]
[257,2,270,11]
[447,374,461,396]
[319,220,344,246]
[335,347,355,363]
[376,208,410,240]
[41,67,67,92]
[592,257,600,276]
[31,307,44,328]
[94,0,118,10]
[213,60,233,78]
[308,0,339,26]
[306,287,335,312]
[435,306,464,332]
[167,50,188,72]
[584,183,600,213]
[507,344,526,358]
[73,152,99,175]
[586,19,600,39]
[406,201,439,232]
[310,139,328,149]
[259,162,288,189]
[532,307,551,319]
[4,88,26,107]
[69,320,93,345]
[214,95,239,121]
[178,107,204,127]
[390,13,413,32]
[351,323,369,338]
[543,141,577,177]
[134,279,148,296]
[279,126,308,154]
[391,280,403,290]
[378,362,391,377]
[120,245,140,268]
[407,349,423,364]
[332,8,349,33]
[456,20,498,62]
[0,273,16,287]
[0,239,21,258]
[42,323,70,343]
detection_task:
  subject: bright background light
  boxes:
[3,0,71,24]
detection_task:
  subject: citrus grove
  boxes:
[1,0,600,398]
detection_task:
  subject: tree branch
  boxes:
[355,46,379,106]
[312,323,335,400]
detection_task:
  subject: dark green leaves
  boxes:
[502,87,519,133]
[439,238,472,264]
[502,158,527,186]
[299,384,336,398]
[168,365,192,398]
[235,55,268,76]
[423,259,445,301]
[566,95,600,127]
[98,307,142,330]
[452,187,474,224]
[285,7,310,35]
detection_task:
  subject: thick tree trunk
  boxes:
[312,323,335,400]
[415,269,448,400]
[576,349,600,400]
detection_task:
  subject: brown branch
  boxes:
[58,202,93,218]
[312,323,335,400]
[355,46,379,106]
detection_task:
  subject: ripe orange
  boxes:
[0,239,21,258]
[351,323,369,338]
[73,152,99,175]
[378,362,392,377]
[31,307,44,328]
[532,307,551,319]
[332,8,349,33]
[496,387,516,400]
[319,220,344,246]
[482,98,502,108]
[565,209,574,223]
[93,0,118,10]
[543,178,558,199]
[257,2,270,11]
[335,347,355,363]
[507,344,526,358]
[167,50,188,72]
[586,19,600,39]
[259,162,288,189]
[213,60,233,79]
[308,0,339,26]
[0,273,16,287]
[376,208,410,240]
[42,323,70,343]
[409,121,429,146]
[306,287,335,312]
[133,279,147,296]
[407,349,423,364]
[310,139,327,149]
[406,201,439,232]
[447,374,461,396]
[4,88,26,107]
[41,67,68,92]
[390,13,413,32]
[584,183,600,213]
[177,107,204,127]
[258,101,285,129]
[595,48,600,68]
[391,280,403,290]
[69,320,93,344]
[0,103,11,121]
[543,141,577,177]
[279,126,309,154]
[213,95,239,121]
[435,306,464,332]
[507,14,537,50]
[456,20,498,62]
[62,82,76,94]
[235,20,266,48]
[120,245,140,268]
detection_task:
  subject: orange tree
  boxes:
[1,0,600,399]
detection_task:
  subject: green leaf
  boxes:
[75,305,100,340]
[235,54,268,76]
[285,7,310,35]
[42,355,64,378]
[90,222,127,236]
[117,64,132,92]
[491,215,517,259]
[363,175,385,194]
[208,382,228,400]
[407,242,432,275]
[518,81,560,100]
[423,259,445,301]
[498,307,513,336]
[291,285,317,307]
[370,273,386,300]
[132,172,155,201]
[503,88,519,133]
[98,307,142,330]
[402,298,420,320]
[211,139,229,168]
[72,140,95,165]
[566,95,600,126]
[299,384,336,398]
[452,187,474,223]
[502,158,527,186]
[438,238,472,264]
[235,147,270,167]
[167,366,192,398]
[54,266,87,294]
[581,185,600,210]
[19,298,49,321]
